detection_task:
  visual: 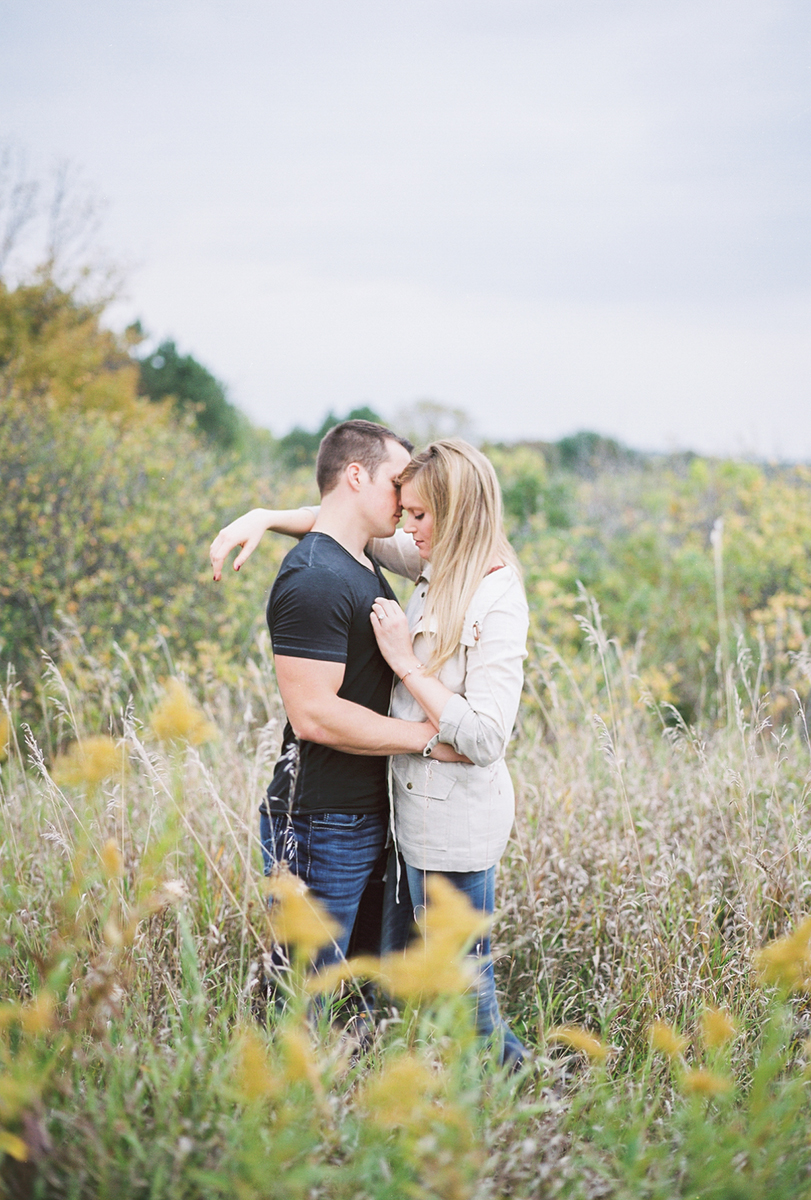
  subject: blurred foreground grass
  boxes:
[3,610,811,1199]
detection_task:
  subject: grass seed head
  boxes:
[549,1025,609,1061]
[149,678,217,746]
[650,1021,689,1059]
[0,713,10,763]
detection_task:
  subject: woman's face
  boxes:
[400,481,434,560]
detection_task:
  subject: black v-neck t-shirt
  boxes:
[264,532,397,815]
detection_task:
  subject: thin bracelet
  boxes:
[400,664,422,682]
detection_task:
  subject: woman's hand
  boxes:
[370,597,418,677]
[210,509,274,580]
[210,507,317,580]
[429,742,473,764]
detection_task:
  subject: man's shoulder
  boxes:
[272,533,379,605]
[277,533,354,579]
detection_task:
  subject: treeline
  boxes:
[3,260,811,733]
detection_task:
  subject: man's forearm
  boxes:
[289,695,435,755]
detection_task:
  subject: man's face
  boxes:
[361,440,412,538]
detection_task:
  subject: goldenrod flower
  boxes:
[0,1130,28,1162]
[232,1027,281,1102]
[420,874,493,957]
[361,1054,440,1128]
[0,713,10,763]
[549,1026,609,1061]
[309,876,487,1001]
[681,1068,733,1096]
[279,1027,321,1090]
[755,917,811,991]
[101,839,125,880]
[265,869,341,960]
[700,1007,737,1049]
[19,991,56,1035]
[649,1020,689,1059]
[149,678,217,746]
[0,1076,38,1124]
[52,736,125,787]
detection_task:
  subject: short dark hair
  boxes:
[315,419,413,496]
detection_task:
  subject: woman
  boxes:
[211,439,528,1066]
[369,441,528,1067]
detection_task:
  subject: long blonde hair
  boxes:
[399,439,520,675]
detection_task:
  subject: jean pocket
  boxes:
[309,812,368,829]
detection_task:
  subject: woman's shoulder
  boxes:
[463,564,528,630]
[469,563,526,607]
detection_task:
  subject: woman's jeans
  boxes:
[382,853,526,1068]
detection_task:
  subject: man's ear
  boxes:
[345,462,366,492]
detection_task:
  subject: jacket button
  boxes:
[406,782,413,789]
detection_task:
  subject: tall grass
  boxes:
[2,607,811,1198]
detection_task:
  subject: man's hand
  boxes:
[210,509,272,580]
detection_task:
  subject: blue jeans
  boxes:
[259,807,389,971]
[382,853,526,1068]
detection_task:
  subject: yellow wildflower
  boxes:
[309,875,487,1001]
[361,1054,440,1128]
[265,869,341,960]
[0,1076,39,1123]
[549,1026,609,1061]
[149,678,217,746]
[420,874,493,957]
[101,839,125,880]
[19,991,56,1035]
[52,736,125,787]
[755,917,811,991]
[649,1020,689,1059]
[232,1027,281,1102]
[700,1007,737,1050]
[0,713,10,763]
[681,1068,733,1096]
[279,1027,321,1091]
[0,1130,28,1162]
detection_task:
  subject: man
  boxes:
[211,420,436,971]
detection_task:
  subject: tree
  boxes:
[0,273,142,416]
[392,399,476,449]
[138,340,246,449]
[276,405,384,468]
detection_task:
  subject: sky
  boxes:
[2,0,810,456]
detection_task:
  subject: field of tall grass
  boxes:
[3,577,811,1199]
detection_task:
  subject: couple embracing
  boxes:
[210,419,528,1067]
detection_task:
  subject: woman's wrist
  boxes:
[399,659,423,683]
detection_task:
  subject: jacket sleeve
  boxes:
[367,529,423,581]
[437,580,528,767]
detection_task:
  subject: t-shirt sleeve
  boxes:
[268,566,354,662]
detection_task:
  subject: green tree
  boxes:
[276,404,383,468]
[138,340,246,449]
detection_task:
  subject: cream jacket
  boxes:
[371,531,528,872]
